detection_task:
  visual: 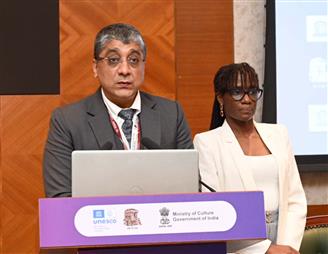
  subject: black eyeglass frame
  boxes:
[95,55,145,68]
[225,87,263,101]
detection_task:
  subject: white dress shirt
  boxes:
[101,88,141,150]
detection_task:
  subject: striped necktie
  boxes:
[118,109,135,146]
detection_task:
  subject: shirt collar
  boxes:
[101,88,141,118]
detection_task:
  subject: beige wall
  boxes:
[233,0,266,122]
[233,0,328,205]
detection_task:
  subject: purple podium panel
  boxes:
[39,191,266,250]
[78,242,226,254]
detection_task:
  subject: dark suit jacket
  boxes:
[43,89,193,197]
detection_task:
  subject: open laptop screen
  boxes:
[72,150,199,197]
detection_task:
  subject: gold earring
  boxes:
[219,103,224,117]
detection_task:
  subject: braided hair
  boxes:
[210,62,259,129]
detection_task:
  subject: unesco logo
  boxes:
[93,210,105,218]
[92,209,117,225]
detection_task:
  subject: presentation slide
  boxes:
[276,1,328,156]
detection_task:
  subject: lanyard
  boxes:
[109,116,141,150]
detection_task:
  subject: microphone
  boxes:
[100,141,113,150]
[141,137,161,149]
[200,180,217,192]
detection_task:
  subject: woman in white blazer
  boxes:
[194,63,307,254]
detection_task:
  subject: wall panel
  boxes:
[0,1,233,253]
[175,0,234,135]
[0,0,59,95]
[60,0,175,100]
[1,96,58,253]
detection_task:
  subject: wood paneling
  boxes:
[0,1,233,253]
[307,204,328,217]
[0,96,2,254]
[175,0,234,135]
[1,96,58,253]
[60,0,175,102]
[0,1,175,253]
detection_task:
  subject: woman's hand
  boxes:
[266,244,299,254]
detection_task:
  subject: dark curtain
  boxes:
[262,0,276,123]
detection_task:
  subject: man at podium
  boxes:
[43,23,193,198]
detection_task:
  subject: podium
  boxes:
[39,192,266,253]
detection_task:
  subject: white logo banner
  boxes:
[74,201,237,237]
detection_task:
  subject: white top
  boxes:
[244,154,279,211]
[101,88,141,150]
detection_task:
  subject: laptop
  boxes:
[72,149,199,197]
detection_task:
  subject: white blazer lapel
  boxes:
[221,121,257,190]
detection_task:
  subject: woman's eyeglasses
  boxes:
[226,87,263,101]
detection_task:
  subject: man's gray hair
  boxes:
[94,23,147,60]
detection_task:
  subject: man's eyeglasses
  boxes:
[226,87,263,101]
[96,55,144,68]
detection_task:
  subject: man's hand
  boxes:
[266,244,299,254]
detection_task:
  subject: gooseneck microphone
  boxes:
[199,180,217,192]
[100,141,113,150]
